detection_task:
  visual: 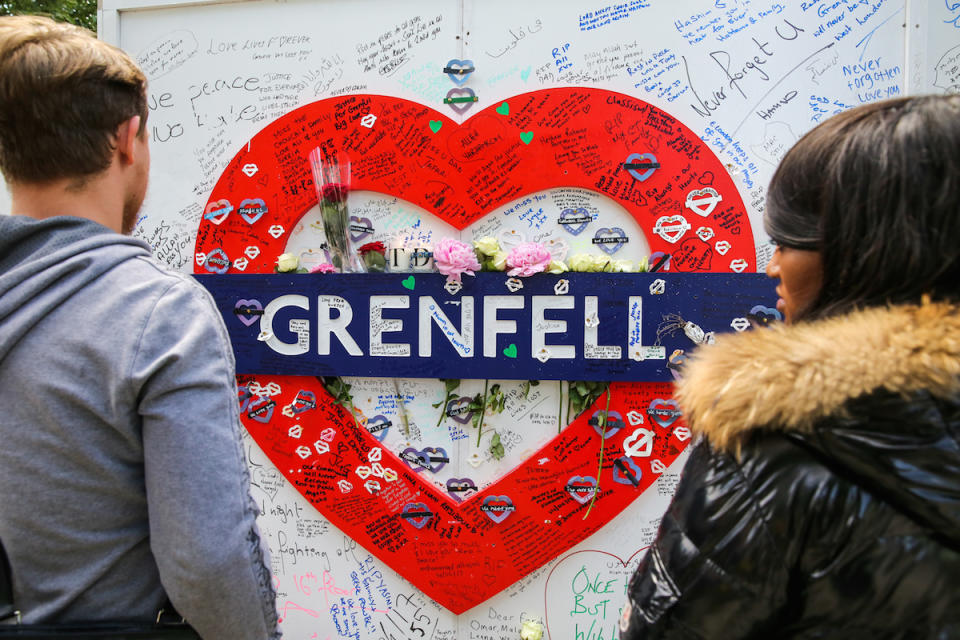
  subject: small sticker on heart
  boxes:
[428,120,443,133]
[685,188,722,218]
[520,131,535,145]
[495,101,510,115]
[653,215,691,244]
[503,344,518,358]
[401,276,416,290]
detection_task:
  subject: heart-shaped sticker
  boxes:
[622,427,654,458]
[480,495,515,524]
[612,457,643,487]
[653,215,690,244]
[365,414,392,442]
[589,409,624,438]
[624,152,659,181]
[238,198,267,225]
[592,227,629,255]
[203,199,233,225]
[566,476,598,505]
[203,249,230,274]
[234,299,263,327]
[444,58,475,86]
[558,208,592,236]
[349,216,374,242]
[647,399,682,429]
[401,502,434,529]
[291,390,317,414]
[246,396,275,424]
[685,187,722,218]
[445,87,476,115]
[446,397,475,425]
[445,477,479,503]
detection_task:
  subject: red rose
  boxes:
[358,241,386,256]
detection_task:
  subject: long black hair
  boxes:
[765,94,960,320]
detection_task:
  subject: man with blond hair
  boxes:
[0,16,281,639]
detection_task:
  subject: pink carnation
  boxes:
[505,242,552,277]
[432,237,481,283]
[309,263,338,274]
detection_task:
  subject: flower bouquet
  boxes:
[308,148,365,272]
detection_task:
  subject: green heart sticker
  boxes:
[520,131,534,145]
[402,275,416,290]
[428,120,443,133]
[495,102,510,116]
[503,344,518,358]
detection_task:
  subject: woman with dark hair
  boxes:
[619,95,960,639]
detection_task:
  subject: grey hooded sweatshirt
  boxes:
[0,216,281,639]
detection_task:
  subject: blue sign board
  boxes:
[195,272,777,381]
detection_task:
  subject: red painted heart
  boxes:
[195,89,755,613]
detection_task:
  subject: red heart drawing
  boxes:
[195,89,755,613]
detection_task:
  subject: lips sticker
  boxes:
[197,89,755,614]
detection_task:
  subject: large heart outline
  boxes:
[195,89,755,613]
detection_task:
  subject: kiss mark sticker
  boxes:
[232,257,249,271]
[505,278,524,293]
[649,279,666,295]
[696,227,715,242]
[243,246,260,260]
[267,225,285,239]
[360,114,377,128]
[592,227,629,255]
[685,188,722,217]
[565,476,598,505]
[653,215,691,244]
[203,249,230,274]
[314,440,330,455]
[319,427,336,442]
[364,480,381,494]
[673,426,692,442]
[730,259,748,273]
[337,479,353,494]
[195,252,206,267]
[623,428,654,458]
[241,164,259,177]
[626,410,645,426]
[647,399,682,429]
[288,425,303,439]
[444,280,463,295]
[480,496,515,524]
[554,280,570,295]
[612,457,642,487]
[715,240,731,255]
[367,447,383,462]
[730,317,750,332]
[558,208,592,236]
[650,459,668,474]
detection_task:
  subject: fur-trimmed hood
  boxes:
[676,300,960,542]
[677,300,960,449]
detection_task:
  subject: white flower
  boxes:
[520,620,544,640]
[546,259,568,274]
[567,253,595,272]
[609,259,636,272]
[473,236,501,257]
[275,253,299,272]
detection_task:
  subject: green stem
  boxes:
[582,388,612,520]
[476,379,490,448]
[392,379,410,437]
[558,380,563,434]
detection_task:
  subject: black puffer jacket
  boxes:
[621,301,960,639]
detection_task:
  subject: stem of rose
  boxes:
[582,387,612,520]
[393,378,410,437]
[557,380,563,434]
[476,379,490,448]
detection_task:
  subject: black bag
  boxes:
[0,538,199,639]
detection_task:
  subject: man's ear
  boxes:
[115,115,142,166]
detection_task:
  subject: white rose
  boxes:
[567,253,595,272]
[546,259,568,274]
[275,252,299,272]
[473,236,500,257]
